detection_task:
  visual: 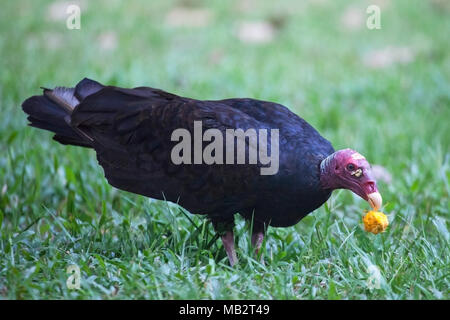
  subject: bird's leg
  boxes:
[251,231,264,255]
[212,217,238,266]
[251,221,265,260]
[221,231,238,267]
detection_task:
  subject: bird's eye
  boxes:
[347,164,355,171]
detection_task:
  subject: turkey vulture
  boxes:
[22,78,382,266]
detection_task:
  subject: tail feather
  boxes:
[53,134,92,147]
[21,80,103,148]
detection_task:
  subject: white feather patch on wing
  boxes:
[52,87,80,108]
[42,86,93,141]
[44,87,79,114]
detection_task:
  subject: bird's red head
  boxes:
[320,148,382,210]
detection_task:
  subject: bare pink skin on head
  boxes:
[320,149,382,209]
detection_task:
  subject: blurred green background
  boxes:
[0,0,449,299]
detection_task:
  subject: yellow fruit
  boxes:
[363,211,389,234]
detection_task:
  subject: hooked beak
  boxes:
[367,192,382,211]
[360,171,382,211]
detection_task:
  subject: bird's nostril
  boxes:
[365,181,376,193]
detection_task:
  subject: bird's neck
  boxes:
[319,152,338,190]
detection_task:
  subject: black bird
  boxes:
[22,78,382,265]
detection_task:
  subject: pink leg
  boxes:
[251,231,264,255]
[221,231,238,266]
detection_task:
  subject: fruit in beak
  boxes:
[363,210,389,234]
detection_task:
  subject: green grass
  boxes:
[0,0,449,299]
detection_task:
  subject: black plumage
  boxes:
[22,78,335,264]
